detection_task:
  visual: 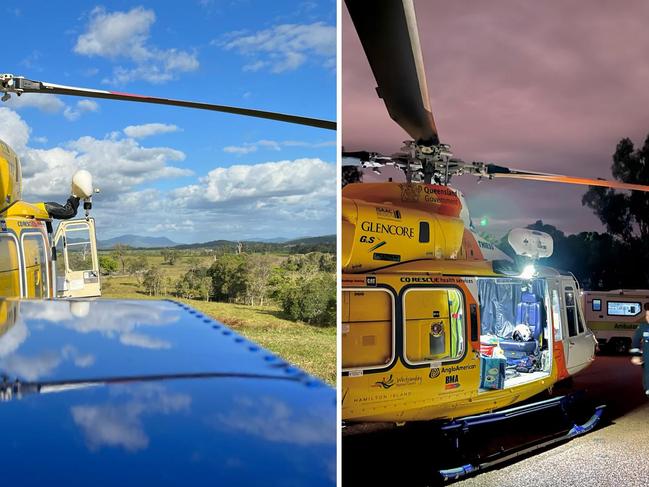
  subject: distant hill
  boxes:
[247,237,291,243]
[284,235,336,245]
[98,234,335,253]
[99,235,178,249]
[173,234,335,253]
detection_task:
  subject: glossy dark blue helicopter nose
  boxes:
[0,299,336,487]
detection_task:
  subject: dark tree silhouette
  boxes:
[582,135,649,286]
[583,136,649,241]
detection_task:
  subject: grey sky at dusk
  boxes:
[342,0,649,237]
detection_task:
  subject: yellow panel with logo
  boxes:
[341,194,465,273]
[342,290,392,369]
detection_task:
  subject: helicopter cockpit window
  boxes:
[342,289,394,370]
[22,233,49,299]
[0,235,21,297]
[403,288,465,364]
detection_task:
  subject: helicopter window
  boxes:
[0,235,21,297]
[607,301,642,317]
[403,288,465,364]
[64,224,95,272]
[22,233,49,299]
[55,236,65,280]
[419,222,430,243]
[564,288,579,337]
[551,289,563,341]
[342,289,394,370]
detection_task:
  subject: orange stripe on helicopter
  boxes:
[342,182,463,218]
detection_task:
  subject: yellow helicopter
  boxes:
[341,0,649,431]
[0,73,335,302]
[0,138,100,299]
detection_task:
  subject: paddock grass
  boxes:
[101,276,336,384]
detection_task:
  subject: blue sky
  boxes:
[0,1,336,243]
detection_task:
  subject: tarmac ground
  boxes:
[343,355,649,487]
[455,355,649,487]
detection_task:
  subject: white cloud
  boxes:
[63,99,100,121]
[74,7,199,84]
[0,351,61,381]
[75,6,154,59]
[222,22,335,73]
[0,107,30,151]
[120,332,171,350]
[0,318,28,359]
[72,404,150,451]
[72,386,191,452]
[124,123,180,138]
[6,93,98,121]
[20,133,191,198]
[90,155,336,242]
[173,158,335,204]
[0,107,335,242]
[214,396,335,446]
[5,93,65,113]
[0,108,189,199]
[223,139,335,155]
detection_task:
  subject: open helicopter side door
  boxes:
[53,218,101,298]
[560,278,595,375]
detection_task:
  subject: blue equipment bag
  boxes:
[480,356,506,390]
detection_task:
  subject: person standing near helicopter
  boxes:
[630,302,649,396]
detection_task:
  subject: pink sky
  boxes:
[342,0,649,236]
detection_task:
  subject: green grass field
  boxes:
[100,256,336,384]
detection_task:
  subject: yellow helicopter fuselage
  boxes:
[342,182,590,423]
[0,139,99,299]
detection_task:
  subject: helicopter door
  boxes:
[561,280,595,375]
[403,288,465,365]
[53,218,101,298]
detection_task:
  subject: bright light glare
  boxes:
[520,264,536,279]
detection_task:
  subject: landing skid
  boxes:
[438,393,606,481]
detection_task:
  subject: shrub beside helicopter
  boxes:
[0,72,336,486]
[342,0,649,478]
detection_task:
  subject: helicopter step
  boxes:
[437,392,606,482]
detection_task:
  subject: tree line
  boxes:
[495,134,649,291]
[99,250,336,327]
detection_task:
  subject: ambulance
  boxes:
[582,290,649,353]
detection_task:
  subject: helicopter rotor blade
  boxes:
[1,75,336,131]
[486,164,649,192]
[345,0,439,146]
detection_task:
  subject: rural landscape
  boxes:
[97,235,336,384]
